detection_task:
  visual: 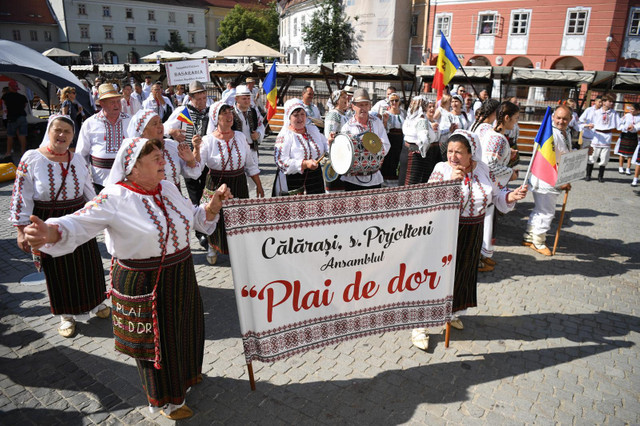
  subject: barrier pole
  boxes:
[552,189,570,256]
[445,322,451,348]
[247,362,256,391]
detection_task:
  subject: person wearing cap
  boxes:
[274,98,328,196]
[120,83,142,116]
[76,83,131,193]
[24,135,231,421]
[164,80,212,248]
[143,83,174,122]
[339,88,391,191]
[210,84,265,196]
[200,101,264,264]
[245,77,261,109]
[2,80,29,158]
[10,114,109,338]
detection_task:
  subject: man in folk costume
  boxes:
[579,96,602,179]
[164,80,210,248]
[143,83,173,122]
[585,94,620,183]
[523,105,576,255]
[210,84,264,196]
[76,83,131,194]
[120,83,142,116]
[339,88,391,191]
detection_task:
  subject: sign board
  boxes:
[556,149,589,187]
[165,59,210,86]
[224,182,460,363]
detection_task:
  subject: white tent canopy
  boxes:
[42,47,79,57]
[141,50,190,62]
[217,38,285,58]
[189,49,220,60]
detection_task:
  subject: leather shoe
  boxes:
[450,318,464,330]
[522,241,532,247]
[411,328,429,350]
[478,259,494,272]
[162,405,193,420]
[206,248,218,265]
[481,256,496,266]
[95,306,111,319]
[530,244,552,256]
[58,318,76,338]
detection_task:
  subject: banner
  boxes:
[165,59,210,86]
[224,182,461,362]
[556,149,589,187]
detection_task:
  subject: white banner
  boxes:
[224,182,461,362]
[556,149,589,187]
[165,59,210,86]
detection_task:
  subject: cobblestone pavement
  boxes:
[1,137,639,425]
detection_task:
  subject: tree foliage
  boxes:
[164,32,191,53]
[302,0,358,63]
[217,3,280,50]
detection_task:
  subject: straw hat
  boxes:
[98,83,122,100]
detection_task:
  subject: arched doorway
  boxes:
[104,51,118,64]
[551,57,584,70]
[79,50,91,65]
[127,50,140,64]
[467,56,490,66]
[509,56,533,68]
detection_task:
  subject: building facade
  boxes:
[0,0,60,53]
[48,0,208,64]
[413,0,640,71]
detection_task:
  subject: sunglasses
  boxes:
[390,99,400,103]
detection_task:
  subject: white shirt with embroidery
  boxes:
[9,150,95,226]
[274,126,328,175]
[480,129,513,189]
[199,131,260,176]
[40,181,218,259]
[428,161,514,218]
[402,116,439,157]
[340,114,391,187]
[76,111,131,185]
[120,96,141,116]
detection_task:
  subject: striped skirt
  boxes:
[398,142,441,186]
[618,132,638,157]
[380,130,404,180]
[286,167,325,194]
[453,216,484,312]
[111,248,204,407]
[204,168,249,254]
[34,198,106,315]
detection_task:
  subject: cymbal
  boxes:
[362,132,382,154]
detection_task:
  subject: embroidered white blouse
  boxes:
[9,150,96,226]
[480,129,513,189]
[402,116,439,157]
[199,131,260,176]
[340,115,391,187]
[274,126,328,175]
[39,181,218,260]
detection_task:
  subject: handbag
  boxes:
[111,285,158,363]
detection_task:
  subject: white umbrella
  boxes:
[189,49,220,60]
[140,50,190,62]
[217,38,285,58]
[42,47,79,57]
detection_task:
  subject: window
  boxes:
[78,3,86,15]
[30,30,38,41]
[377,18,389,38]
[346,0,355,6]
[479,13,497,35]
[104,26,113,40]
[410,15,418,37]
[188,14,194,24]
[293,18,297,36]
[44,31,52,42]
[566,9,588,35]
[168,12,175,23]
[127,28,135,41]
[629,10,640,35]
[149,29,157,42]
[102,6,111,18]
[510,12,529,35]
[436,15,451,37]
[12,30,20,41]
[188,32,196,44]
[301,16,305,31]
[126,8,133,19]
[79,25,89,39]
[148,10,155,21]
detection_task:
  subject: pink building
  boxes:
[424,0,640,71]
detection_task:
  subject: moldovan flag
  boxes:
[530,106,557,186]
[432,31,461,101]
[263,60,277,121]
[177,107,194,126]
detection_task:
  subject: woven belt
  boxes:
[91,156,115,169]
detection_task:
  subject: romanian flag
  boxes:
[263,60,277,121]
[530,107,557,186]
[432,31,461,101]
[177,107,194,126]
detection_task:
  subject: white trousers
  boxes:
[245,149,259,196]
[589,146,610,167]
[527,191,558,235]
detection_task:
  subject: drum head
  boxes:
[330,134,355,175]
[362,132,382,154]
[322,162,339,182]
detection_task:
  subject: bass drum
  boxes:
[330,134,355,175]
[330,133,385,176]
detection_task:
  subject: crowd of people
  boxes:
[6,74,639,419]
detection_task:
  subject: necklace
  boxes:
[46,146,69,157]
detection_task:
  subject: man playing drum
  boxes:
[338,88,390,191]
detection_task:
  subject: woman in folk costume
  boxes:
[106,109,201,191]
[380,92,406,186]
[614,102,640,176]
[470,98,500,141]
[24,137,231,420]
[411,131,527,350]
[274,98,329,196]
[478,101,520,272]
[200,101,264,265]
[9,114,108,338]
[324,90,350,192]
[398,96,441,185]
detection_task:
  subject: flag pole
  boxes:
[552,188,570,255]
[458,64,482,100]
[520,141,539,189]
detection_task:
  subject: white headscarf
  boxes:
[406,95,432,122]
[104,137,147,185]
[451,129,482,162]
[127,109,159,138]
[283,98,305,129]
[39,114,76,148]
[207,101,229,130]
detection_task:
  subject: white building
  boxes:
[48,0,208,64]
